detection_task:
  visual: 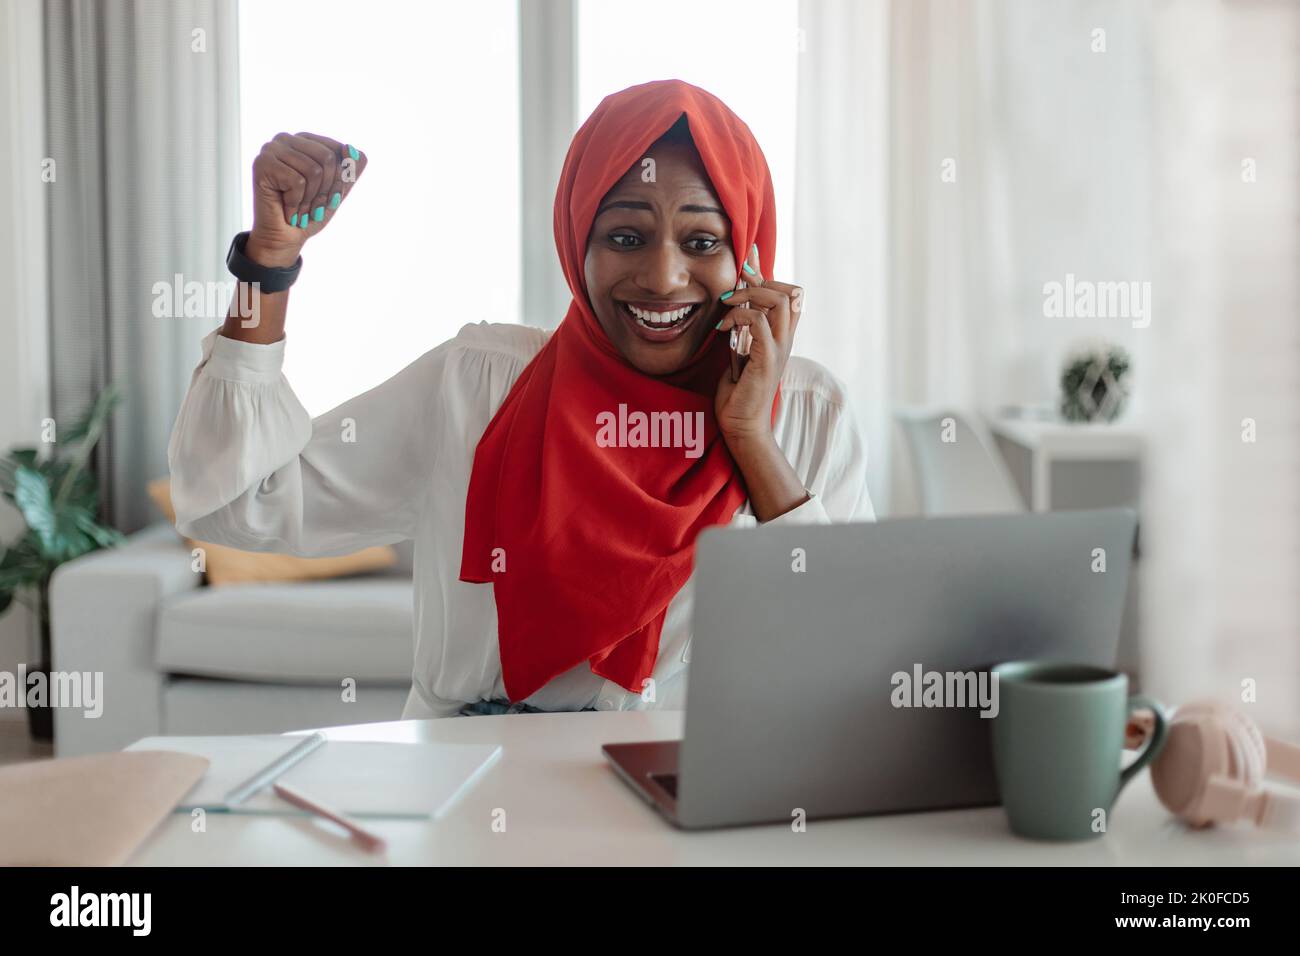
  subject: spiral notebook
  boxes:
[126,734,501,819]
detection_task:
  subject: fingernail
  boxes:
[751,243,759,258]
[312,206,325,222]
[347,144,360,161]
[329,191,342,209]
[719,290,734,301]
[289,213,298,227]
[299,216,308,230]
[742,261,756,276]
[715,320,725,330]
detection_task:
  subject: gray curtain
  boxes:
[518,0,575,327]
[44,0,241,532]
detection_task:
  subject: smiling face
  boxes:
[583,135,738,376]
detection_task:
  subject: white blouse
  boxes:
[167,321,876,719]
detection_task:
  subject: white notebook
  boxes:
[126,734,501,819]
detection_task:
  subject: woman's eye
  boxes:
[607,234,719,252]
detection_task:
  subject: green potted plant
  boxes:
[1059,343,1132,423]
[0,383,124,740]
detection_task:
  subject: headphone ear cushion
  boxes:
[1151,714,1224,826]
[1181,700,1266,788]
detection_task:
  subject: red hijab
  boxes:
[460,79,779,702]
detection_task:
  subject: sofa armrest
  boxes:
[50,523,201,756]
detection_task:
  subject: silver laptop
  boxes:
[602,507,1139,829]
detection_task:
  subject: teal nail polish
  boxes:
[751,243,759,258]
[719,290,734,301]
[715,320,725,330]
[742,261,757,276]
[347,144,360,161]
[299,216,308,229]
[312,206,325,222]
[289,213,298,227]
[329,191,341,209]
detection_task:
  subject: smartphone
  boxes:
[729,278,752,383]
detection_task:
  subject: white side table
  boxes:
[986,417,1144,513]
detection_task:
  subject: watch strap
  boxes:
[225,231,302,293]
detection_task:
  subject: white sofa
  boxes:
[49,523,415,756]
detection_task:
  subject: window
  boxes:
[576,0,801,279]
[238,0,521,415]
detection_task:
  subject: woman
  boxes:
[168,79,875,719]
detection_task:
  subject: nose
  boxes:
[635,240,692,296]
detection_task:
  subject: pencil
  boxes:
[273,780,388,853]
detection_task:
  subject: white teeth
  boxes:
[626,303,696,326]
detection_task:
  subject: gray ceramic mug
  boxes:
[990,661,1168,841]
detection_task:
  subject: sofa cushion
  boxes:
[156,578,414,683]
[146,477,400,586]
[162,677,409,736]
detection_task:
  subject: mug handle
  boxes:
[1118,695,1168,792]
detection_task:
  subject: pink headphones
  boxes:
[1126,699,1300,831]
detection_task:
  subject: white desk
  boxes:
[128,712,1299,866]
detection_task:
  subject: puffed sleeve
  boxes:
[761,373,877,528]
[166,326,449,556]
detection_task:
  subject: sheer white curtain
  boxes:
[793,0,891,513]
[882,0,1007,514]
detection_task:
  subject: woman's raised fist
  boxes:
[246,133,367,267]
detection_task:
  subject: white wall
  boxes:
[0,0,52,712]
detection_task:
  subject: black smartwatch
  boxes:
[225,231,302,292]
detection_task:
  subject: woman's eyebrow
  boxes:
[594,199,725,219]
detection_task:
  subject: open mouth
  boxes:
[616,300,704,341]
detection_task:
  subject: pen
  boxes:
[273,781,388,853]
